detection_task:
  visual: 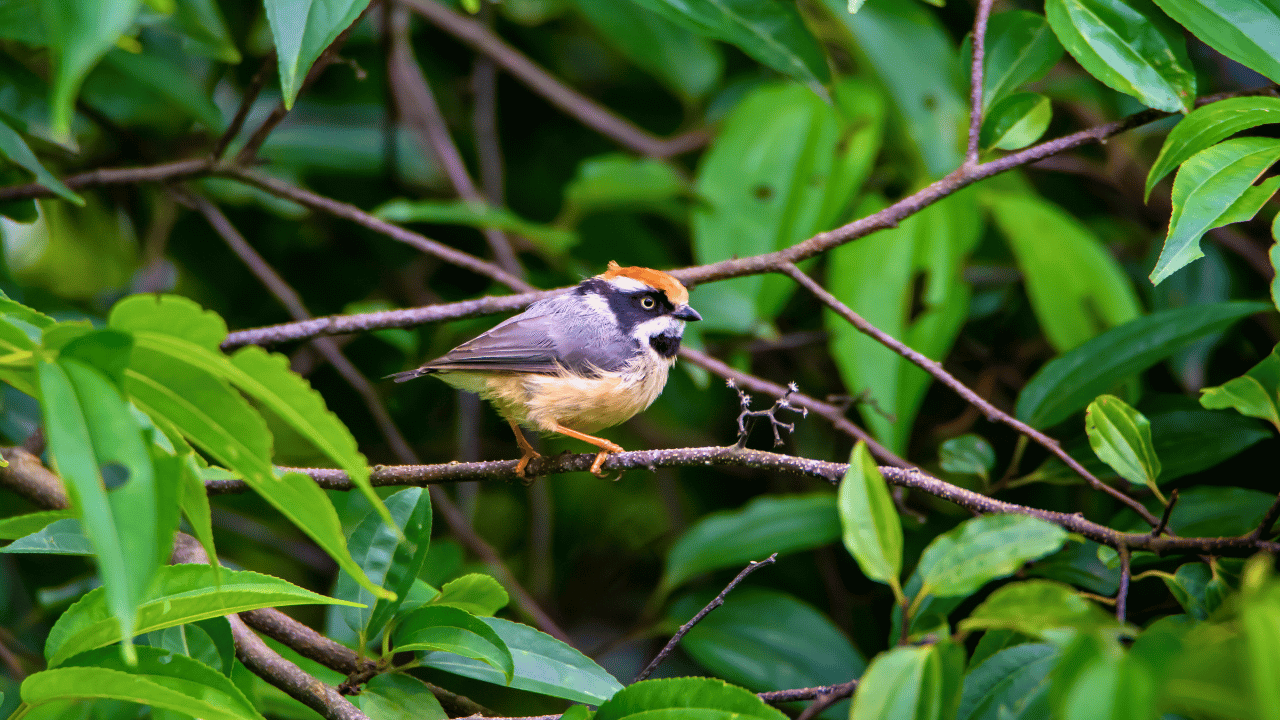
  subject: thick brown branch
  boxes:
[779,262,1160,526]
[400,0,708,158]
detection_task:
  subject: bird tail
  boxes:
[386,368,431,383]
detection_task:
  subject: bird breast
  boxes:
[480,354,673,434]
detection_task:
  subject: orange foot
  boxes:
[509,420,543,479]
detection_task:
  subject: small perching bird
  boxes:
[391,262,701,477]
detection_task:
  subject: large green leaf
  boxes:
[670,587,865,695]
[432,574,509,617]
[986,191,1141,353]
[36,0,144,137]
[572,0,722,100]
[1045,0,1195,112]
[394,605,513,683]
[957,643,1057,720]
[1015,301,1268,429]
[594,677,786,720]
[45,564,360,667]
[351,674,447,720]
[826,0,966,176]
[838,442,903,599]
[21,646,263,720]
[980,11,1064,112]
[850,642,965,720]
[1151,0,1280,85]
[979,93,1052,151]
[1145,97,1280,200]
[914,515,1068,600]
[627,0,829,87]
[0,518,92,554]
[162,0,241,63]
[1200,345,1280,432]
[264,0,371,108]
[334,488,432,641]
[561,154,689,224]
[99,48,224,130]
[0,509,75,541]
[0,118,82,204]
[958,580,1120,641]
[828,191,977,452]
[1048,632,1156,720]
[1151,137,1280,285]
[659,493,839,597]
[418,617,623,704]
[1084,395,1162,496]
[691,78,884,331]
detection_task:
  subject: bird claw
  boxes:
[589,442,623,478]
[515,449,543,481]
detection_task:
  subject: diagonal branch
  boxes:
[965,0,996,166]
[400,0,708,158]
[778,262,1161,527]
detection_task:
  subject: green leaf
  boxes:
[979,93,1052,151]
[374,199,578,255]
[957,643,1057,720]
[179,454,219,574]
[914,515,1068,600]
[980,11,1064,112]
[958,580,1120,641]
[826,0,966,176]
[264,0,371,108]
[0,518,93,554]
[838,441,904,600]
[572,0,722,100]
[335,488,432,641]
[670,587,865,694]
[351,673,447,720]
[1152,137,1280,285]
[1199,344,1280,431]
[1015,301,1268,429]
[828,191,977,452]
[561,154,689,224]
[21,646,263,720]
[1144,96,1280,200]
[432,574,509,617]
[1048,632,1156,720]
[594,677,786,720]
[36,0,144,137]
[163,0,241,63]
[99,48,224,130]
[108,294,228,350]
[418,617,623,704]
[659,493,840,597]
[850,642,964,720]
[1084,395,1162,498]
[692,78,884,331]
[393,605,513,683]
[1240,559,1280,719]
[1151,0,1280,85]
[626,0,829,87]
[1045,0,1195,112]
[939,434,996,481]
[986,191,1141,353]
[0,118,83,204]
[1160,562,1228,620]
[0,509,75,540]
[44,564,360,667]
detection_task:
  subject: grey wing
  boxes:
[418,310,565,374]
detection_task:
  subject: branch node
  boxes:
[731,380,807,449]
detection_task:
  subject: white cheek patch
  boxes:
[631,316,684,342]
[581,291,616,324]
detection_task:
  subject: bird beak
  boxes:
[673,305,701,322]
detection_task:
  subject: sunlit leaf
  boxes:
[839,442,903,600]
[264,0,371,108]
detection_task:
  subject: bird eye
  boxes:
[640,296,656,309]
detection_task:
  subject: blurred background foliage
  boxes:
[1,0,1279,716]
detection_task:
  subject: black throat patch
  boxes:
[650,333,681,358]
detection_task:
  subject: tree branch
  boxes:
[965,0,995,166]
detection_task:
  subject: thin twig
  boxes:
[633,553,778,682]
[965,0,995,166]
[730,380,807,448]
[779,262,1161,527]
[759,681,860,705]
[212,54,275,159]
[1116,544,1131,623]
[400,0,708,158]
[796,679,859,720]
[1251,492,1280,541]
[470,3,505,207]
[385,3,523,276]
[218,167,533,292]
[1152,488,1179,537]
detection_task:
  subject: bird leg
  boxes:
[547,422,624,478]
[508,420,542,478]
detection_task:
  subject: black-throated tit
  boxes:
[391,262,701,477]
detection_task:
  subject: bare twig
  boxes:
[385,3,523,276]
[779,262,1161,527]
[1152,488,1179,538]
[730,380,807,448]
[966,0,995,166]
[633,553,778,682]
[759,680,860,705]
[400,0,708,158]
[1116,544,1131,623]
[470,4,505,207]
[212,54,275,159]
[796,679,859,720]
[217,167,533,292]
[1251,492,1280,541]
